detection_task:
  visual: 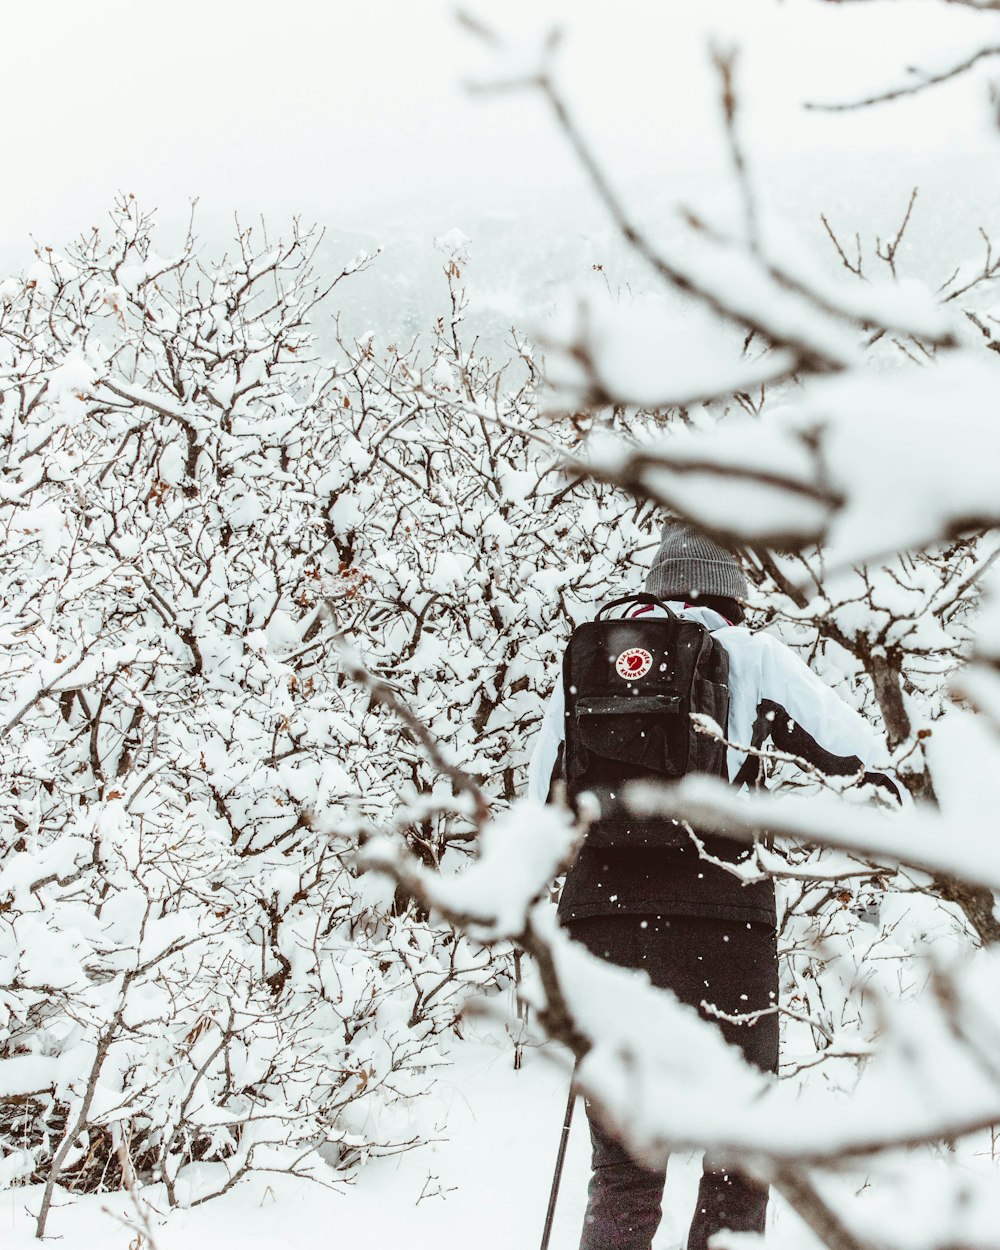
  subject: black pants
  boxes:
[568,915,779,1250]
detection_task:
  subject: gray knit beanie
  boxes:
[645,522,747,604]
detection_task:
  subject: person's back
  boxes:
[528,522,900,1250]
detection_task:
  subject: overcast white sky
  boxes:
[4,0,999,258]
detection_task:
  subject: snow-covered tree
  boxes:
[9,3,1000,1245]
[1,189,700,1234]
[0,200,582,1230]
[362,10,1000,1250]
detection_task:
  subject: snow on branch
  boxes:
[362,797,1000,1180]
[571,936,1000,1168]
[566,351,1000,570]
[629,773,1000,893]
[360,799,580,941]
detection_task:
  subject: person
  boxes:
[527,522,901,1250]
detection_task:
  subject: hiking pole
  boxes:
[540,1077,577,1250]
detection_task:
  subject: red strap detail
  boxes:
[632,601,735,625]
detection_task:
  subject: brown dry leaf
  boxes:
[185,1016,212,1046]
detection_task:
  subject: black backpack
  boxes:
[562,593,730,847]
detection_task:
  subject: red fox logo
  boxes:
[616,647,653,680]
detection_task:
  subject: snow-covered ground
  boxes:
[3,1032,816,1250]
[8,985,1000,1250]
[3,1039,583,1250]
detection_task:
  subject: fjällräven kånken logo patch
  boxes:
[615,647,653,680]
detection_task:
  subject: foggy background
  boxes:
[7,0,1000,354]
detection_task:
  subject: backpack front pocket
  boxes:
[572,694,687,779]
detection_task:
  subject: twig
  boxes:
[332,619,491,827]
[712,43,760,255]
[807,44,1000,111]
[875,188,918,277]
[820,215,864,278]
